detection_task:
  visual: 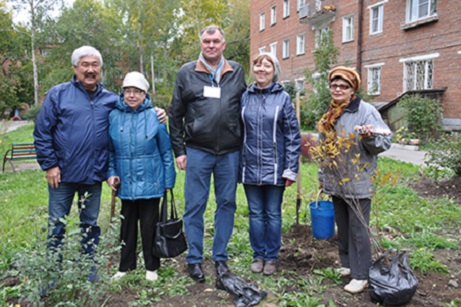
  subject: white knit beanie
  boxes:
[122,72,149,92]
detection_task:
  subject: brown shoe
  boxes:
[263,260,277,275]
[250,259,264,273]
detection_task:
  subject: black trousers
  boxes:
[332,196,372,280]
[119,198,160,272]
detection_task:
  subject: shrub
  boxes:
[425,132,461,177]
[22,104,42,122]
[300,133,318,162]
[399,95,442,142]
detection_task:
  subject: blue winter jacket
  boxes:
[107,94,176,200]
[239,82,301,186]
[34,76,117,184]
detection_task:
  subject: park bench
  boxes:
[2,142,37,172]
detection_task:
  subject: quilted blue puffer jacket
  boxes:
[34,76,117,184]
[107,94,176,200]
[239,82,301,186]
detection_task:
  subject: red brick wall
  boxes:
[250,0,461,126]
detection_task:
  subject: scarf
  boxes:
[199,53,224,84]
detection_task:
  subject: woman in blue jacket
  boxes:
[239,53,301,275]
[107,72,176,281]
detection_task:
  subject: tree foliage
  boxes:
[302,29,339,130]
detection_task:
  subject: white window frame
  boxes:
[406,0,437,23]
[368,1,386,35]
[271,6,277,25]
[315,0,322,11]
[260,13,265,31]
[258,47,266,54]
[270,42,277,57]
[295,78,305,92]
[297,0,306,11]
[296,34,305,55]
[365,63,384,95]
[400,53,439,91]
[282,39,290,59]
[342,15,354,43]
[315,27,329,49]
[283,0,290,18]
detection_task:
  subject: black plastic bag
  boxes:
[368,250,418,306]
[216,272,267,307]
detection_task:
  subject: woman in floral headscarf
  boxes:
[317,66,392,294]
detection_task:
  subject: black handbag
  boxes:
[152,190,188,258]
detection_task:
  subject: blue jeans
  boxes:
[184,147,239,263]
[47,182,102,257]
[244,184,285,261]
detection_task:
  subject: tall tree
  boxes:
[8,0,62,104]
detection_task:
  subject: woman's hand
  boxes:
[285,179,295,187]
[107,176,120,191]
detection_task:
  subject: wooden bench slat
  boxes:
[3,143,37,172]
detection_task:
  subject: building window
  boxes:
[369,3,384,34]
[270,42,277,57]
[282,39,290,59]
[260,13,265,31]
[295,78,305,92]
[403,60,433,91]
[297,0,306,11]
[296,34,305,55]
[315,0,322,11]
[406,0,437,23]
[258,47,266,54]
[271,6,277,25]
[283,0,290,18]
[342,16,354,42]
[366,64,383,95]
[315,27,329,49]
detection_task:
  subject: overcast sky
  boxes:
[10,0,74,25]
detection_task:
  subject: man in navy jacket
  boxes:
[34,46,164,281]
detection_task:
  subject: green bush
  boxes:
[425,132,461,177]
[22,104,42,122]
[399,95,442,142]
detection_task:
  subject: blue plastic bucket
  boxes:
[309,193,335,239]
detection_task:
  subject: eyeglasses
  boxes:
[329,83,351,90]
[123,89,144,95]
[80,62,101,69]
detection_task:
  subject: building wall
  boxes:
[250,0,461,128]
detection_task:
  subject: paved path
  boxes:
[0,120,33,133]
[379,143,427,166]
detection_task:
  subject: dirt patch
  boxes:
[409,175,461,205]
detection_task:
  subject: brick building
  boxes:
[250,0,461,130]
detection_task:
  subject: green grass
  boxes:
[1,124,460,305]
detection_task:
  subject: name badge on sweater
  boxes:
[203,86,221,98]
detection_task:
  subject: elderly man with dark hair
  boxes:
[169,25,247,283]
[34,46,165,282]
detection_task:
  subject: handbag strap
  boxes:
[159,190,178,222]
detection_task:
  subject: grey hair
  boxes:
[252,52,282,82]
[199,25,226,42]
[71,46,103,67]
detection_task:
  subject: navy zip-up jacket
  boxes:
[34,76,117,184]
[239,82,301,186]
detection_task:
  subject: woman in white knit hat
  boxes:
[107,72,176,281]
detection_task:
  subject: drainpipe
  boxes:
[356,0,363,74]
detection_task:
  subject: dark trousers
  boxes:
[119,198,160,272]
[332,196,372,280]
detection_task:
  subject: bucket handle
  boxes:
[315,189,331,209]
[315,189,323,209]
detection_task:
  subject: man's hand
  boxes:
[155,107,167,124]
[176,155,187,170]
[46,166,61,189]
